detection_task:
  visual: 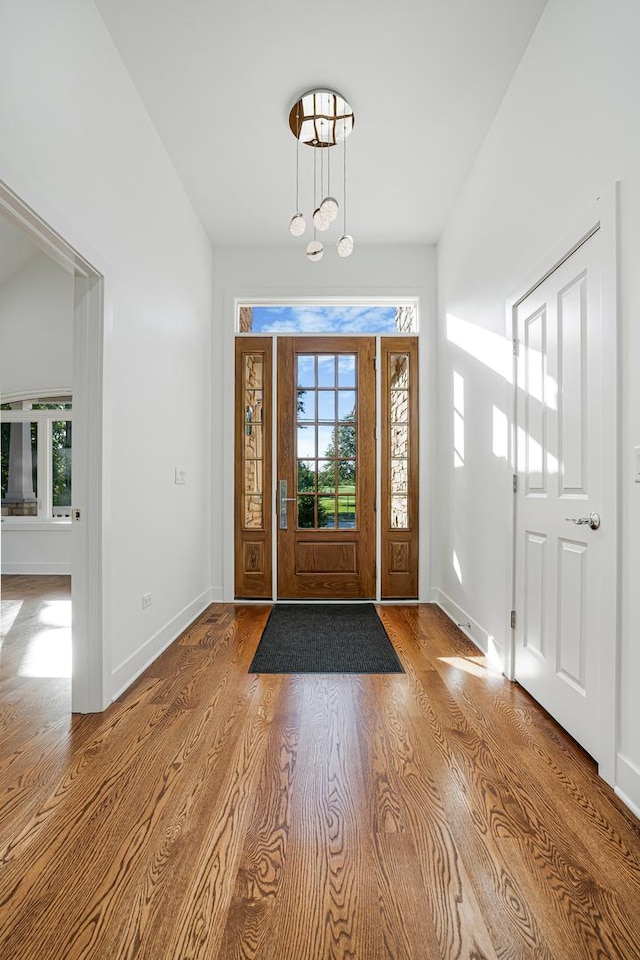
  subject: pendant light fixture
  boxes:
[336,123,353,257]
[307,147,324,260]
[288,88,355,261]
[288,99,306,238]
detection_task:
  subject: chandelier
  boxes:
[288,88,355,261]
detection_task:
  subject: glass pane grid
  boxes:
[296,353,357,530]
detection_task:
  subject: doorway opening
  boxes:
[0,179,105,713]
[234,303,420,602]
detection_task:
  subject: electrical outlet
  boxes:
[142,593,152,609]
[174,467,186,485]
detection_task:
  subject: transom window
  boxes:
[238,304,417,334]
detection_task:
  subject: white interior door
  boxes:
[514,230,613,762]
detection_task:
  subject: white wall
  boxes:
[0,251,74,396]
[436,0,640,810]
[0,0,213,700]
[211,243,436,601]
[0,252,74,574]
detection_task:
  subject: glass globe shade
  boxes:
[289,212,306,237]
[320,196,339,223]
[312,207,330,231]
[306,240,324,262]
[336,234,354,258]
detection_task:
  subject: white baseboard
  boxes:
[615,754,640,819]
[1,562,72,575]
[210,584,223,602]
[110,588,214,702]
[433,588,505,671]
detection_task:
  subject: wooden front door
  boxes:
[277,337,376,599]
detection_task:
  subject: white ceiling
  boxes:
[95,0,548,246]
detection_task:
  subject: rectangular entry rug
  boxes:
[249,603,404,674]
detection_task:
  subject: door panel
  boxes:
[515,231,607,760]
[277,337,376,599]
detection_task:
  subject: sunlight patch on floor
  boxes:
[439,655,502,678]
[18,600,72,678]
[0,599,24,640]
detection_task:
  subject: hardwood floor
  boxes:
[0,593,639,958]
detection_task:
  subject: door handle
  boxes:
[278,479,296,529]
[565,512,600,530]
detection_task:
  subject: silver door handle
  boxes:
[278,479,296,529]
[565,512,600,530]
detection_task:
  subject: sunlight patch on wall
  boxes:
[447,314,512,382]
[453,371,465,468]
[492,405,509,460]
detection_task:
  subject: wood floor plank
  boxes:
[0,585,639,959]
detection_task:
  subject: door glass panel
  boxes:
[388,354,410,530]
[391,496,408,528]
[338,391,356,420]
[297,355,315,387]
[317,497,336,528]
[244,423,262,458]
[338,494,356,528]
[390,390,408,422]
[337,424,356,457]
[297,460,316,492]
[297,425,316,458]
[297,494,315,528]
[245,389,263,421]
[391,425,408,458]
[317,391,335,421]
[338,355,356,387]
[246,354,263,389]
[245,495,263,528]
[337,458,356,486]
[317,355,335,387]
[317,425,335,459]
[244,460,262,494]
[241,352,267,530]
[294,351,358,529]
[297,389,314,421]
[318,461,335,492]
[391,354,409,389]
[391,459,408,494]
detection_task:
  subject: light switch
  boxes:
[175,467,186,485]
[635,446,640,483]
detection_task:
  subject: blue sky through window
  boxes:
[250,305,399,334]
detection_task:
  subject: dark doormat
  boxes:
[249,603,404,674]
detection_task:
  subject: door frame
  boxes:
[506,184,619,786]
[224,296,428,603]
[0,177,109,712]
